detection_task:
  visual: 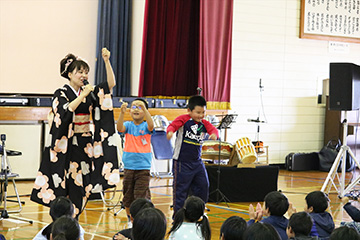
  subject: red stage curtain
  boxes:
[138,0,200,97]
[199,0,233,110]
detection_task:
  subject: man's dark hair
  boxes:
[288,212,313,236]
[133,98,149,109]
[187,95,207,110]
[220,216,247,240]
[264,191,289,216]
[305,191,329,213]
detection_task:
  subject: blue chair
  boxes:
[150,116,174,178]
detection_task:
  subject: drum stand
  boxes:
[321,111,360,197]
[209,114,237,205]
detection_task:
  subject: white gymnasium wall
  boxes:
[0,0,98,94]
[229,0,360,163]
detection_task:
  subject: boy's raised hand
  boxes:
[255,202,263,220]
[102,47,110,62]
[287,202,297,217]
[135,101,146,111]
[249,203,256,220]
[121,102,128,114]
[249,203,262,221]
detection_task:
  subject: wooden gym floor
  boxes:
[1,169,358,240]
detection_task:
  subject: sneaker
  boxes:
[344,192,359,201]
[127,221,133,228]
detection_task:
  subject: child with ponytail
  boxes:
[33,196,84,240]
[51,216,80,240]
[168,196,211,240]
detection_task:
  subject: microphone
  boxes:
[83,80,96,101]
[197,87,202,95]
[259,78,262,88]
[247,118,265,123]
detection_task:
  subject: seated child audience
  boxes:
[113,198,154,240]
[248,191,289,240]
[340,196,360,233]
[329,226,360,240]
[287,211,318,240]
[131,207,167,240]
[342,196,360,221]
[219,216,247,240]
[168,196,211,240]
[243,222,281,240]
[51,216,80,240]
[305,191,334,239]
[33,196,84,240]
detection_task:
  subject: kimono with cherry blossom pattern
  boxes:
[31,81,119,216]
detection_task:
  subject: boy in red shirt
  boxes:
[167,95,218,214]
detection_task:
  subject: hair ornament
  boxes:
[61,58,74,75]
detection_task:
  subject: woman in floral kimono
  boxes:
[31,48,119,216]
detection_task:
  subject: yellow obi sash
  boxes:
[74,113,90,133]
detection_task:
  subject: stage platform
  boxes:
[206,165,279,202]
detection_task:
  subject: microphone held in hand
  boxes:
[83,80,96,101]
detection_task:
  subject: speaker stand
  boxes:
[321,111,360,197]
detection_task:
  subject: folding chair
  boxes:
[0,134,32,224]
[0,144,23,215]
[150,116,173,178]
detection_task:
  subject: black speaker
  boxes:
[329,63,360,111]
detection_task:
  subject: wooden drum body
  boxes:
[201,140,233,160]
[235,137,257,163]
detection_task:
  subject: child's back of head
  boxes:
[243,222,281,240]
[132,208,167,240]
[264,191,289,216]
[50,196,74,220]
[188,95,207,110]
[330,226,360,240]
[220,216,247,240]
[51,216,80,240]
[305,191,329,213]
[287,211,313,237]
[43,196,75,239]
[183,195,205,222]
[129,198,154,219]
[169,196,211,240]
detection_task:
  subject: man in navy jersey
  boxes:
[167,95,219,214]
